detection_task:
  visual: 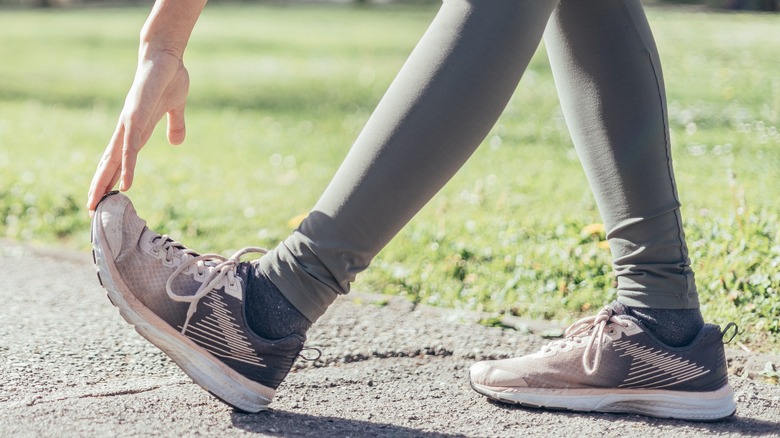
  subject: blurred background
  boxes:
[0,0,778,10]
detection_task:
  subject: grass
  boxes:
[0,4,779,349]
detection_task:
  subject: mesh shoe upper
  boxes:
[471,302,729,392]
[95,192,304,390]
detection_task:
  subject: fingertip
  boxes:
[86,189,97,215]
[119,173,133,192]
[168,127,186,146]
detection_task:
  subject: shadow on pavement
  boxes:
[231,410,465,437]
[487,399,780,435]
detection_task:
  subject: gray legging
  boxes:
[258,0,699,322]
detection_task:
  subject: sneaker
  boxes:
[469,302,736,421]
[91,191,305,413]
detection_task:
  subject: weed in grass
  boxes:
[762,362,779,385]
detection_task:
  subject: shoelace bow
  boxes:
[542,305,630,375]
[151,236,322,361]
[152,235,268,334]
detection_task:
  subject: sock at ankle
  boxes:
[625,305,704,347]
[241,263,312,340]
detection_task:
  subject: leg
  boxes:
[469,1,734,421]
[544,0,704,346]
[546,0,696,309]
[90,0,562,412]
[258,0,560,323]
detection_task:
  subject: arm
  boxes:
[87,0,208,214]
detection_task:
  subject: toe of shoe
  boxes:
[95,192,142,258]
[470,360,528,388]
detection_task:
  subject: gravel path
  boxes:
[1,240,779,437]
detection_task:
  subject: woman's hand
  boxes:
[87,51,190,214]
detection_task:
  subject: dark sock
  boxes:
[625,305,704,347]
[241,263,312,340]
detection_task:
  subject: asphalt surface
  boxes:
[2,240,779,437]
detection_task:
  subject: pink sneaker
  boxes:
[470,302,736,420]
[91,192,304,412]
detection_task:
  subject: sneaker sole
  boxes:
[470,380,736,421]
[91,214,274,413]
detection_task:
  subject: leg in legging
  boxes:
[254,0,560,326]
[544,0,703,346]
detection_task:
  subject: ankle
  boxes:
[242,264,312,340]
[624,305,704,347]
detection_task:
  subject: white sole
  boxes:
[471,381,736,421]
[91,216,274,413]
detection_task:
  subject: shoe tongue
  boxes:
[236,261,254,284]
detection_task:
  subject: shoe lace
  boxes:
[542,305,630,375]
[165,246,268,335]
[150,234,199,265]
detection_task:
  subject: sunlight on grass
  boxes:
[0,4,778,348]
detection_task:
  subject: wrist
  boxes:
[138,39,185,65]
[137,0,205,64]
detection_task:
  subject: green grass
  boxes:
[1,4,779,349]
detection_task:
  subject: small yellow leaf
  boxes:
[597,240,611,250]
[581,223,605,236]
[287,213,309,229]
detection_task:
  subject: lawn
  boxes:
[0,4,778,348]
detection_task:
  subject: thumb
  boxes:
[167,106,186,145]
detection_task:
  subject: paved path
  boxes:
[1,240,779,437]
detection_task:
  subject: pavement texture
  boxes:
[1,239,780,437]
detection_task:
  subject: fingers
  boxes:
[87,155,121,214]
[88,166,121,217]
[167,105,186,145]
[120,121,141,192]
[87,124,125,213]
[88,60,190,213]
[86,116,147,213]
